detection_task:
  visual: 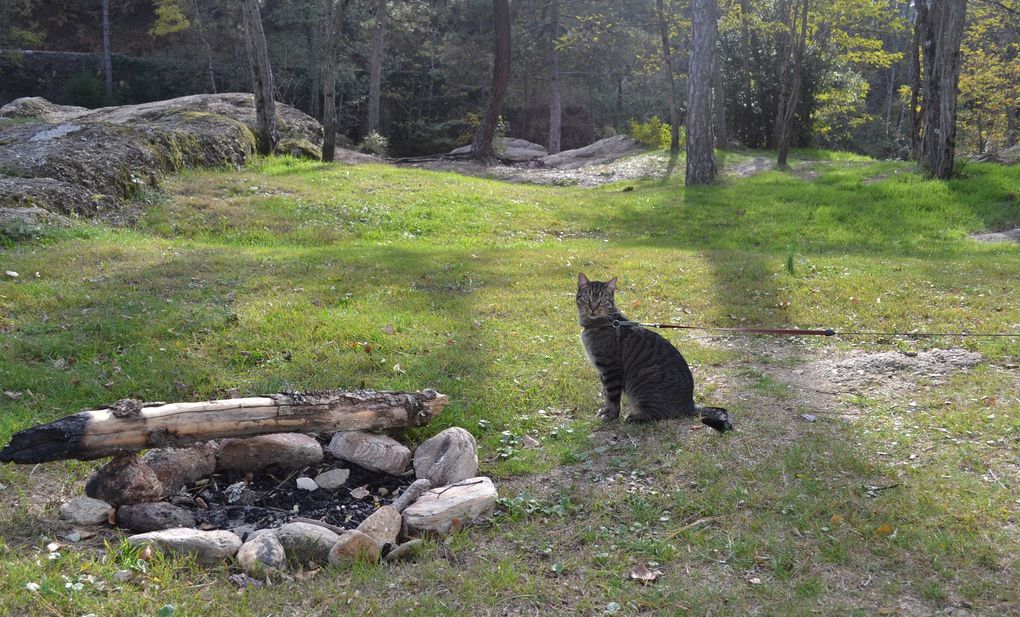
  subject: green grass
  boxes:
[0,152,1017,615]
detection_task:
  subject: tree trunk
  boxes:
[1007,105,1018,148]
[909,6,922,160]
[712,48,726,148]
[547,0,562,154]
[917,0,967,179]
[739,0,753,146]
[367,0,387,136]
[321,0,351,162]
[0,390,448,464]
[472,0,511,161]
[656,0,681,152]
[775,0,808,169]
[101,0,113,99]
[241,0,278,155]
[686,0,718,185]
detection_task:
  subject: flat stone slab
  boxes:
[970,228,1020,243]
[127,528,241,564]
[313,468,350,490]
[327,431,411,475]
[117,502,196,532]
[402,476,498,536]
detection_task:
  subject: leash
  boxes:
[585,320,1020,339]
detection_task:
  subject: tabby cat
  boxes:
[576,273,732,432]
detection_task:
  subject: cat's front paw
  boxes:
[597,406,620,422]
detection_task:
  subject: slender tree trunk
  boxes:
[917,0,967,179]
[909,6,922,160]
[101,0,113,99]
[306,23,320,121]
[321,0,351,162]
[775,0,808,169]
[656,0,681,152]
[686,0,718,185]
[712,49,726,148]
[189,0,217,93]
[1007,106,1017,148]
[367,0,387,136]
[472,0,511,161]
[547,0,562,154]
[739,0,752,146]
[884,63,897,138]
[241,0,278,155]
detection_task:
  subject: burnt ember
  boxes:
[172,451,411,538]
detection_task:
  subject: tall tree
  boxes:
[367,0,386,136]
[472,0,511,161]
[917,0,968,178]
[687,0,718,184]
[241,0,278,155]
[712,49,726,147]
[101,0,113,98]
[774,0,809,169]
[547,0,562,154]
[321,0,352,162]
[655,0,681,152]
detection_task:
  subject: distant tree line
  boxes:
[3,0,1016,178]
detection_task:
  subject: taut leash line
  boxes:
[585,320,1020,339]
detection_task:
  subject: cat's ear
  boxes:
[607,276,618,292]
[578,273,590,289]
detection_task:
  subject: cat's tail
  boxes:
[695,405,733,432]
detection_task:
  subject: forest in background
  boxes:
[1,0,1017,158]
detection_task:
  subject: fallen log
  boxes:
[0,389,448,464]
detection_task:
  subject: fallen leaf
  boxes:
[748,577,763,585]
[350,486,370,499]
[877,608,899,615]
[874,523,894,536]
[629,562,663,585]
[830,514,844,525]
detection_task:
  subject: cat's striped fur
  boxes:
[576,273,732,432]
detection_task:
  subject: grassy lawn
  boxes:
[0,153,1018,616]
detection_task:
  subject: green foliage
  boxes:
[150,0,191,37]
[358,131,390,156]
[63,72,107,108]
[629,116,683,149]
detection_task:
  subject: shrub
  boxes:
[359,131,389,156]
[629,116,685,149]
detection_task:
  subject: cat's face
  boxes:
[576,273,618,324]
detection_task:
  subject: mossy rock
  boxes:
[274,138,322,160]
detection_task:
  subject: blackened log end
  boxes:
[0,413,91,464]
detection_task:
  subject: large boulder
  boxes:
[84,456,164,507]
[539,135,643,170]
[449,137,548,162]
[0,93,323,224]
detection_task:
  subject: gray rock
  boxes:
[296,477,318,491]
[85,456,165,507]
[274,522,341,566]
[327,530,381,564]
[236,532,286,577]
[216,433,323,474]
[391,479,432,513]
[313,468,350,491]
[141,442,217,496]
[383,538,423,562]
[539,135,643,170]
[326,431,411,475]
[117,502,196,532]
[449,137,548,162]
[127,528,241,564]
[59,496,113,526]
[356,505,401,546]
[413,427,479,487]
[402,477,498,536]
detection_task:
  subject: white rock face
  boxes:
[326,431,411,475]
[295,477,318,491]
[413,427,479,487]
[357,505,401,546]
[539,135,643,170]
[313,468,350,490]
[402,476,498,536]
[127,528,241,564]
[236,532,286,576]
[274,522,341,565]
[59,496,113,526]
[449,137,548,162]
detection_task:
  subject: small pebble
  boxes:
[296,477,317,491]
